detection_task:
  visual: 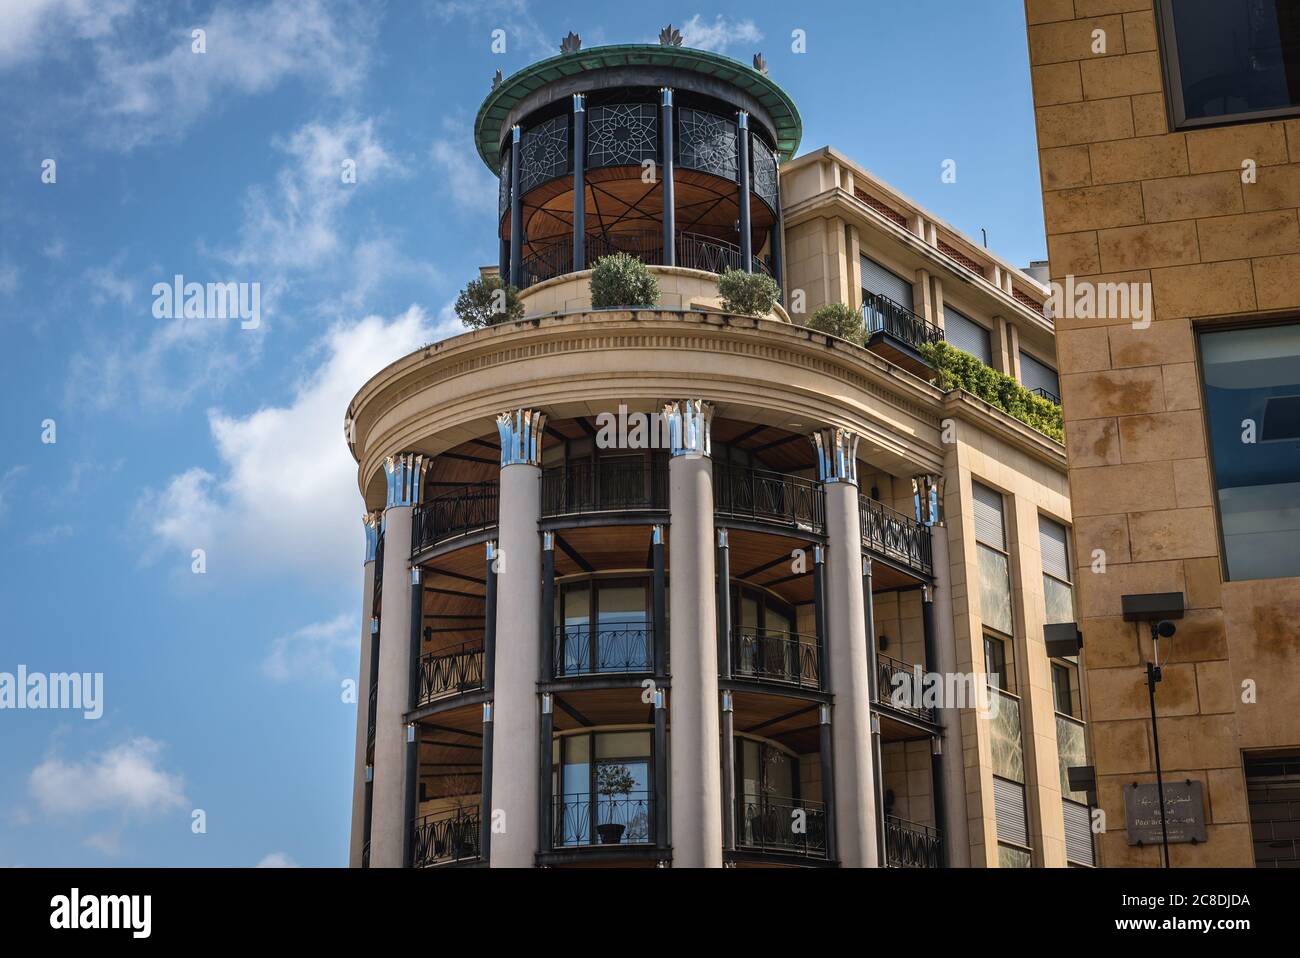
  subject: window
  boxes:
[1020,350,1060,403]
[1052,662,1074,717]
[1039,515,1075,625]
[558,578,652,675]
[973,482,1014,636]
[985,634,1012,691]
[860,255,915,311]
[554,731,653,846]
[1244,751,1300,867]
[943,306,992,364]
[1158,0,1300,129]
[1198,322,1300,581]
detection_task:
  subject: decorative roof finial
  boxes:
[560,31,581,54]
[753,53,768,75]
[491,69,502,90]
[659,24,683,47]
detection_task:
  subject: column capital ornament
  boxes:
[384,453,427,509]
[363,511,382,563]
[811,428,859,485]
[496,408,547,467]
[912,473,946,527]
[661,399,712,458]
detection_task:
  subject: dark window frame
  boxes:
[1156,0,1300,130]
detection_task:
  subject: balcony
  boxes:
[412,482,499,555]
[714,463,826,536]
[554,622,653,678]
[366,682,377,750]
[737,794,828,860]
[1030,385,1061,405]
[416,644,485,707]
[411,808,482,867]
[731,628,822,691]
[553,791,655,847]
[521,229,771,290]
[884,816,944,868]
[861,290,944,376]
[875,652,937,725]
[541,458,668,520]
[860,494,933,578]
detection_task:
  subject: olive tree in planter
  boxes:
[589,252,660,309]
[717,267,781,317]
[805,302,864,344]
[454,274,525,328]
[595,763,638,844]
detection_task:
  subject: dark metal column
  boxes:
[863,556,887,866]
[770,157,784,299]
[737,111,752,272]
[541,532,555,681]
[508,125,522,287]
[819,704,837,862]
[920,583,949,867]
[654,688,669,854]
[538,692,553,855]
[402,565,424,867]
[480,541,498,862]
[661,88,675,266]
[480,701,494,861]
[813,544,827,690]
[572,95,586,271]
[720,690,736,851]
[652,525,667,678]
[716,528,731,679]
[362,616,379,866]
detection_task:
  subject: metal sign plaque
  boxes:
[1124,781,1207,845]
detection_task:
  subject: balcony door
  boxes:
[736,738,801,848]
[555,731,653,846]
[732,585,800,682]
[559,577,652,675]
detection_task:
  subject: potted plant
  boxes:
[805,302,864,344]
[717,267,781,317]
[589,252,660,309]
[595,763,637,844]
[454,274,524,329]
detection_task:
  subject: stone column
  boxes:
[812,428,879,867]
[665,399,723,867]
[349,511,381,868]
[371,453,426,868]
[488,408,546,867]
[914,473,972,867]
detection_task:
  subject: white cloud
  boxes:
[0,263,19,296]
[0,0,134,69]
[679,15,763,53]
[262,613,357,682]
[0,465,28,520]
[29,738,187,817]
[137,306,457,586]
[427,0,552,58]
[430,121,498,217]
[256,851,299,867]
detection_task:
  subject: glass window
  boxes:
[984,634,1011,691]
[1199,322,1300,580]
[1039,515,1076,626]
[1159,0,1300,128]
[1052,663,1074,717]
[973,482,1015,636]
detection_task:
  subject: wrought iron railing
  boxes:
[553,790,654,847]
[520,229,772,289]
[737,794,828,859]
[884,816,944,868]
[1030,385,1061,405]
[713,463,826,534]
[554,621,653,677]
[373,530,385,606]
[860,495,933,577]
[361,841,370,868]
[366,682,378,749]
[861,290,944,352]
[732,629,822,690]
[411,482,499,555]
[416,644,485,706]
[411,808,481,867]
[876,652,937,724]
[541,458,668,517]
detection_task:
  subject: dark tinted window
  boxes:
[1199,322,1300,580]
[1162,0,1300,126]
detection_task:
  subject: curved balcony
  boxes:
[737,793,828,860]
[553,791,655,848]
[541,458,668,520]
[731,628,822,691]
[553,622,653,678]
[411,482,499,556]
[861,290,944,376]
[412,808,482,867]
[860,494,933,578]
[521,229,771,290]
[714,463,825,536]
[415,644,485,708]
[875,652,937,725]
[884,815,944,868]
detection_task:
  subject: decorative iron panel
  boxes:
[736,794,827,858]
[412,808,481,867]
[860,494,934,577]
[586,103,658,168]
[553,791,654,847]
[541,458,668,517]
[860,290,944,351]
[678,108,738,180]
[732,629,821,690]
[412,482,499,555]
[498,153,510,217]
[884,816,944,868]
[417,645,485,706]
[712,462,825,534]
[876,652,936,723]
[554,622,652,677]
[518,114,569,193]
[750,134,778,208]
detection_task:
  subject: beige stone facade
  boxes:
[1025,0,1300,867]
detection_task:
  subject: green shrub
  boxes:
[918,340,1064,443]
[717,268,781,317]
[454,275,524,329]
[589,253,660,308]
[805,302,863,344]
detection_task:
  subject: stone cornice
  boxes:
[941,391,1067,470]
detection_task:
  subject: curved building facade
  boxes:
[347,37,1092,868]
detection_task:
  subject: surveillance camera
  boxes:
[1154,620,1177,639]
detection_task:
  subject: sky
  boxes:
[0,0,1045,867]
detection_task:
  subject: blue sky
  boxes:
[0,0,1044,866]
